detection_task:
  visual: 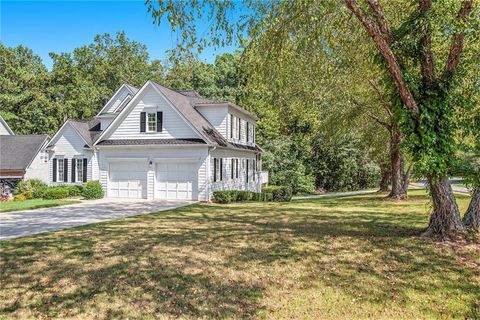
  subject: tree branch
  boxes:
[350,96,392,130]
[419,0,436,88]
[366,0,392,44]
[342,0,420,118]
[442,0,474,80]
[367,111,392,130]
[368,79,394,117]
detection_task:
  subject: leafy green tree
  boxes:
[146,0,479,238]
[343,0,478,238]
[49,31,164,120]
[261,135,315,194]
[0,43,62,135]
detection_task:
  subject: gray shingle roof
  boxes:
[65,119,102,147]
[0,135,48,171]
[97,138,206,146]
[150,81,261,151]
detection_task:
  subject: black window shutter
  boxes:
[246,122,249,142]
[230,114,234,138]
[236,159,239,178]
[140,112,146,132]
[253,160,256,181]
[231,158,234,179]
[83,158,87,182]
[157,112,163,132]
[213,158,217,182]
[246,159,249,182]
[71,159,76,182]
[220,158,223,181]
[238,118,241,139]
[63,159,68,182]
[52,158,57,182]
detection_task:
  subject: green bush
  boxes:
[212,190,236,203]
[14,190,33,201]
[14,179,48,198]
[43,187,70,200]
[66,185,83,197]
[262,185,292,202]
[82,181,104,200]
[236,191,253,201]
[213,188,289,203]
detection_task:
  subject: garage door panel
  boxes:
[109,161,148,199]
[155,162,197,200]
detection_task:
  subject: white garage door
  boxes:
[156,162,197,200]
[109,161,148,199]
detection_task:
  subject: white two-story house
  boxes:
[45,80,266,201]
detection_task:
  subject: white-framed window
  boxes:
[58,157,64,182]
[76,158,84,182]
[147,112,157,132]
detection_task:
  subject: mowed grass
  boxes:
[0,199,79,213]
[0,190,478,319]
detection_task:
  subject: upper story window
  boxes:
[140,111,163,133]
[230,114,235,139]
[147,112,156,132]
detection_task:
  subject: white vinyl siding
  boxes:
[209,148,260,195]
[227,107,256,146]
[24,145,50,182]
[109,87,200,140]
[195,105,228,137]
[48,125,93,185]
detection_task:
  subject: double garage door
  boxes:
[108,161,197,200]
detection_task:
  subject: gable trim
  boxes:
[48,121,91,148]
[0,115,14,135]
[25,136,49,171]
[93,81,212,146]
[96,84,137,116]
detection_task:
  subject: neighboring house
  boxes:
[0,134,50,196]
[0,115,14,135]
[46,81,267,201]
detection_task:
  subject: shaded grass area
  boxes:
[0,190,478,319]
[0,199,79,213]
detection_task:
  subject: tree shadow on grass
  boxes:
[1,194,479,318]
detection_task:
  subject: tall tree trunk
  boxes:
[379,161,391,192]
[422,176,465,238]
[463,188,480,231]
[387,125,407,199]
[401,160,413,194]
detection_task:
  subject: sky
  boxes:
[0,0,237,69]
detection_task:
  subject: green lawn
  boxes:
[0,190,478,319]
[0,199,79,213]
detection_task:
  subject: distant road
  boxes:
[410,180,470,194]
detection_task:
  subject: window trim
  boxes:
[57,156,65,182]
[146,112,157,133]
[76,158,84,183]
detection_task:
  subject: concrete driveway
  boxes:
[0,199,194,240]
